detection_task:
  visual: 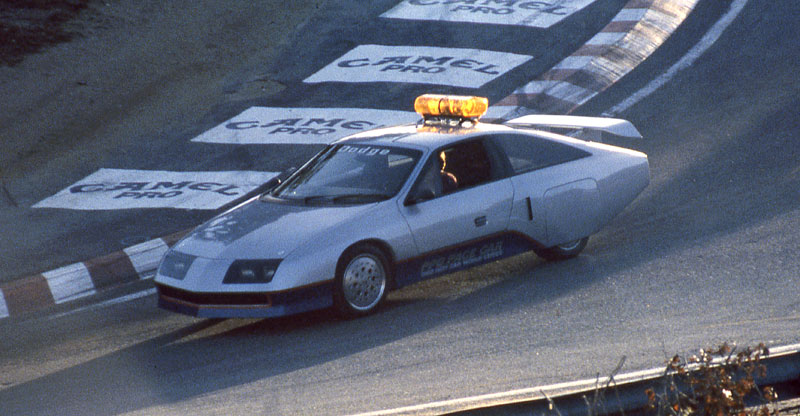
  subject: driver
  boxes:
[439,150,458,193]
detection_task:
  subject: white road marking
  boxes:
[513,80,559,94]
[515,80,593,104]
[547,82,595,104]
[123,238,170,279]
[33,169,277,210]
[553,56,595,70]
[304,45,532,88]
[613,8,648,21]
[193,107,419,145]
[639,9,673,29]
[0,289,9,318]
[586,31,627,45]
[488,0,700,120]
[43,263,96,304]
[605,0,750,115]
[381,0,598,28]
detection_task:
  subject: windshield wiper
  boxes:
[289,194,390,205]
[331,193,391,203]
[303,195,331,204]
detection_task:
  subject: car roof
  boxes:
[335,121,518,150]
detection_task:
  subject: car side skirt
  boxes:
[394,231,540,288]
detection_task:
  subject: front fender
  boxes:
[278,200,416,290]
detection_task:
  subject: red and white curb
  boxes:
[605,0,749,115]
[487,0,700,120]
[0,229,188,319]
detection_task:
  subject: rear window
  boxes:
[493,134,590,174]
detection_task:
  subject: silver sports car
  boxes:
[155,95,649,318]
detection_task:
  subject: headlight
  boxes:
[223,259,282,284]
[158,251,197,280]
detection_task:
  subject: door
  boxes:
[399,139,513,254]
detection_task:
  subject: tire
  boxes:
[333,244,391,318]
[533,237,588,261]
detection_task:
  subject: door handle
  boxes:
[526,196,533,221]
[474,216,487,227]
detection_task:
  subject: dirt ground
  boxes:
[0,0,90,67]
[0,0,322,199]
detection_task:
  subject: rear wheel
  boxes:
[534,237,588,261]
[333,245,390,318]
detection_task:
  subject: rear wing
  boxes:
[504,115,642,140]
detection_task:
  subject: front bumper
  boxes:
[156,281,334,318]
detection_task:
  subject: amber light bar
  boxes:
[414,94,489,120]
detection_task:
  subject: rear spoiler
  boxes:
[504,115,642,140]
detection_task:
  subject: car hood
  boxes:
[172,198,376,260]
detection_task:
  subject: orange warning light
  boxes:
[414,94,488,120]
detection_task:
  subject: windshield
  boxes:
[271,144,422,204]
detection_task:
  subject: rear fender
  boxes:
[544,179,602,245]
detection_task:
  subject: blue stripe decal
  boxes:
[394,233,535,288]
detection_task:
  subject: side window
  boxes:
[493,134,591,174]
[407,140,495,203]
[440,140,493,190]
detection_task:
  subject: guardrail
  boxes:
[357,343,800,416]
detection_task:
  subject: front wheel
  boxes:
[533,237,588,261]
[333,245,390,318]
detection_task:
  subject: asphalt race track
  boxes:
[1,0,799,415]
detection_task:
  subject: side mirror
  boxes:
[260,166,298,195]
[260,176,281,192]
